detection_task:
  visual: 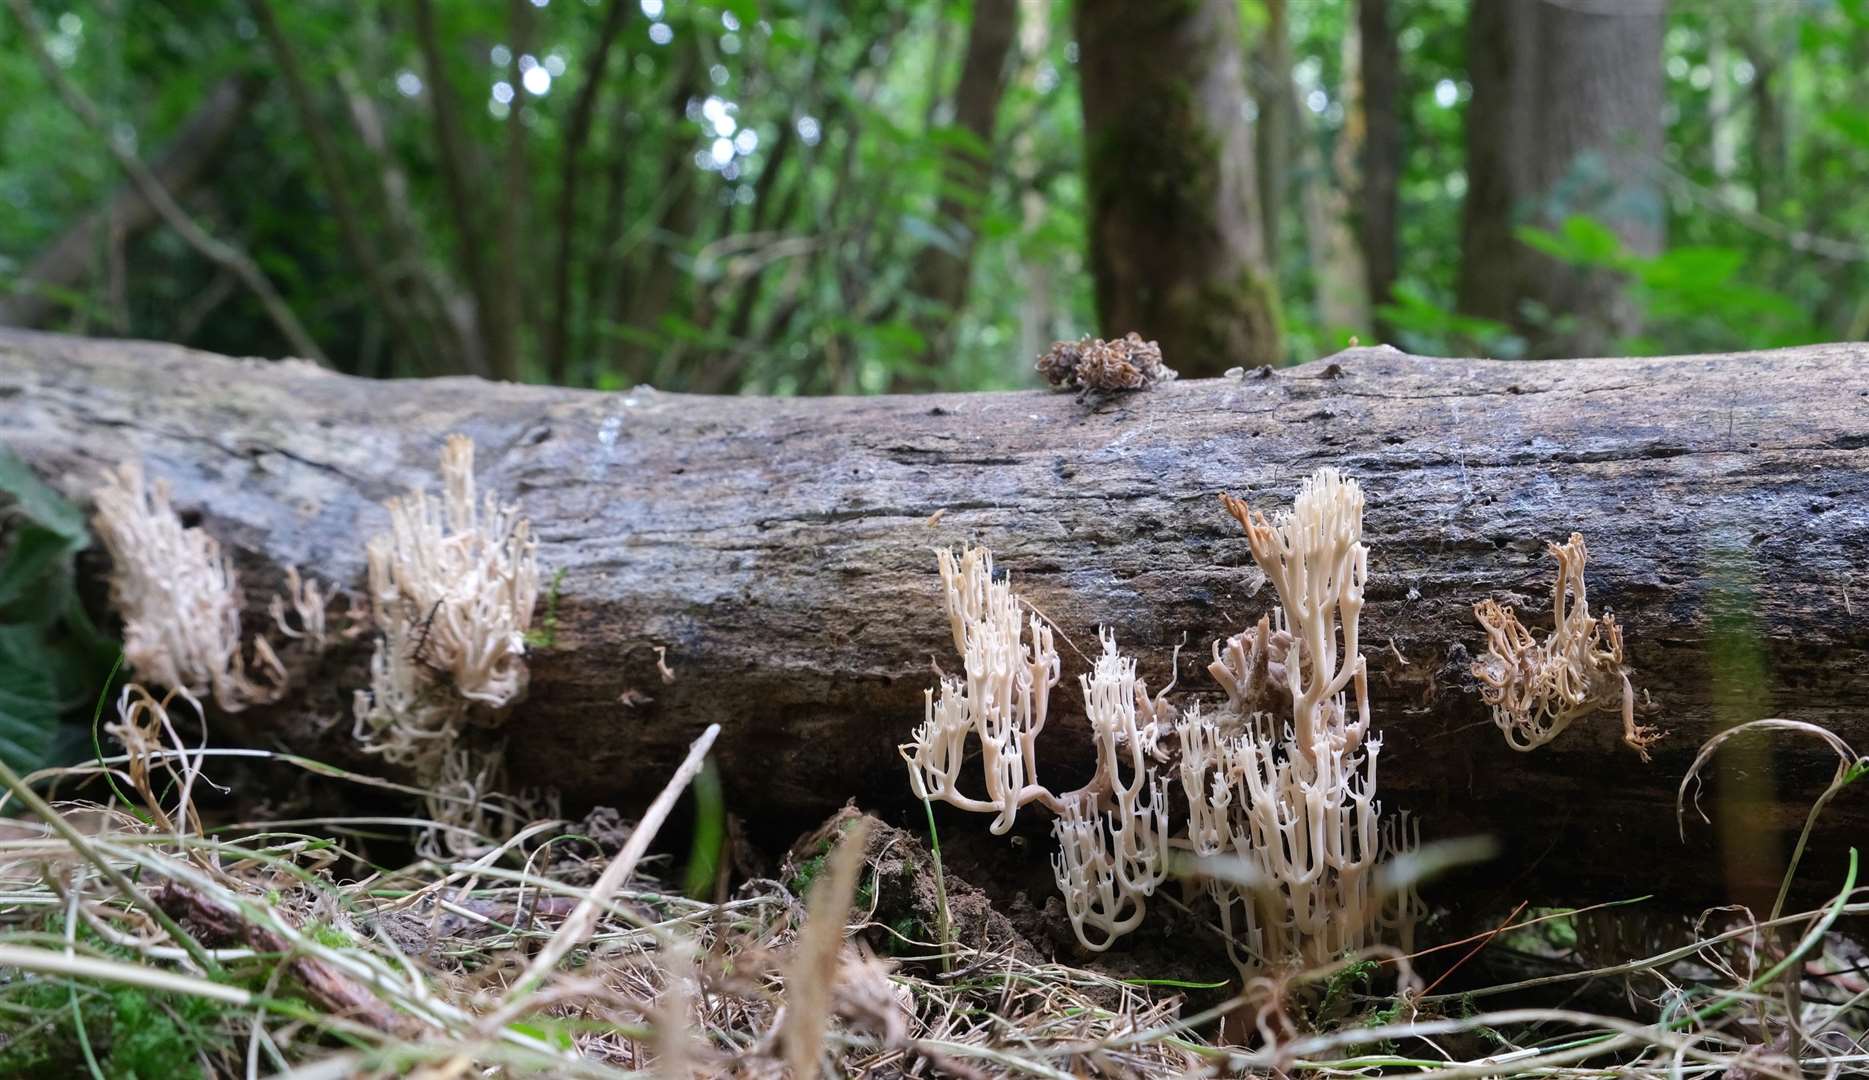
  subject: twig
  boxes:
[476,722,720,1032]
[153,882,412,1035]
[1421,899,1527,998]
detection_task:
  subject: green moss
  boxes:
[788,852,828,898]
[306,920,352,949]
[1086,77,1222,237]
[0,919,245,1076]
[0,981,233,1078]
[523,568,568,649]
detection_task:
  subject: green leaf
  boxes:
[1515,215,1627,268]
[0,444,87,544]
[1822,108,1869,151]
[0,627,60,773]
[0,524,73,611]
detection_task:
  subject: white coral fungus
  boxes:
[365,435,539,707]
[92,461,285,711]
[902,468,1418,969]
[352,435,539,792]
[1472,532,1659,760]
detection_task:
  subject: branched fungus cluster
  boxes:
[351,435,542,849]
[92,461,288,712]
[1472,532,1661,760]
[903,468,1419,970]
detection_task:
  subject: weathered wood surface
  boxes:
[4,328,1867,908]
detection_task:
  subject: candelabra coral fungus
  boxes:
[901,468,1416,968]
[1471,532,1660,760]
[92,461,286,712]
[351,435,542,851]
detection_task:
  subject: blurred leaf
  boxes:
[0,524,72,611]
[1515,215,1628,268]
[897,215,965,257]
[0,445,87,545]
[1822,108,1869,151]
[0,626,59,773]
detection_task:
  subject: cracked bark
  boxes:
[3,328,1867,910]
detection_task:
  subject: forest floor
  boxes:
[0,732,1864,1077]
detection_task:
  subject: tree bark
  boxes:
[1076,0,1281,376]
[1458,0,1667,358]
[5,329,1867,911]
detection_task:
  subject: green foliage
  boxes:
[681,757,725,900]
[0,446,116,774]
[0,982,230,1078]
[1315,957,1379,1023]
[1518,214,1825,356]
[4,0,1868,385]
[1375,282,1522,359]
[0,922,238,1078]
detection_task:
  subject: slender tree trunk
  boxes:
[545,0,633,385]
[1359,0,1401,338]
[250,0,441,376]
[614,50,703,385]
[1304,19,1371,337]
[1076,0,1280,375]
[1457,0,1666,357]
[413,0,497,376]
[1253,0,1292,274]
[905,0,1019,375]
[492,0,533,383]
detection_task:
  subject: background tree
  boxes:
[1358,0,1401,339]
[1075,0,1280,375]
[2,0,1867,385]
[901,0,1017,377]
[1457,0,1667,357]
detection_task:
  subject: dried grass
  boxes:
[0,689,1862,1078]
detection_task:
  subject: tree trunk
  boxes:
[1253,0,1292,273]
[413,0,495,379]
[1358,0,1401,338]
[906,0,1019,369]
[1457,0,1666,358]
[0,75,258,330]
[1297,22,1371,339]
[545,0,633,385]
[5,329,1867,911]
[1076,0,1281,376]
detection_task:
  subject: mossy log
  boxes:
[4,328,1867,910]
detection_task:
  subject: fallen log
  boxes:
[4,328,1866,911]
